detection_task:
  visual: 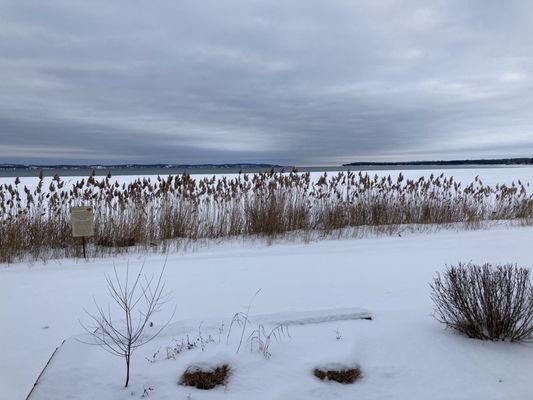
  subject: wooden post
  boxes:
[82,236,86,259]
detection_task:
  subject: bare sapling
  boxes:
[79,262,173,387]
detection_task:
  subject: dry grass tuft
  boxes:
[179,363,230,390]
[313,365,362,384]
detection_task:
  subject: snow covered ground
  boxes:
[2,224,533,400]
[2,167,533,399]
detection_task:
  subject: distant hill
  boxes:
[0,163,286,171]
[343,158,533,167]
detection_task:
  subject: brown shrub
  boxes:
[180,363,230,390]
[313,365,362,384]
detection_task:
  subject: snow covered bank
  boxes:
[2,224,533,399]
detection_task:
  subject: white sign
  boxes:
[71,206,94,237]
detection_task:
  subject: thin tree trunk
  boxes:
[125,354,130,387]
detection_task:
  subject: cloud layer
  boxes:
[1,0,533,164]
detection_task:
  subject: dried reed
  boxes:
[1,170,532,263]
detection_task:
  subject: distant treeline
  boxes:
[343,158,533,167]
[0,163,285,171]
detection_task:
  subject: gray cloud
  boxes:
[1,0,533,164]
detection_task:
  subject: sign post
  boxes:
[71,206,94,258]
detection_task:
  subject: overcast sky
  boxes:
[1,0,532,165]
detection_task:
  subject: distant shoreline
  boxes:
[0,161,532,178]
[0,163,287,171]
[343,157,533,167]
[2,157,532,172]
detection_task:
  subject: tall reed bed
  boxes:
[1,169,532,262]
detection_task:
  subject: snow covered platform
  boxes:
[241,307,372,326]
[28,308,373,400]
[28,303,533,400]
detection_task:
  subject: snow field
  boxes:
[2,224,533,399]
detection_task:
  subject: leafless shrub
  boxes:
[2,171,532,263]
[79,263,173,387]
[430,263,533,342]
